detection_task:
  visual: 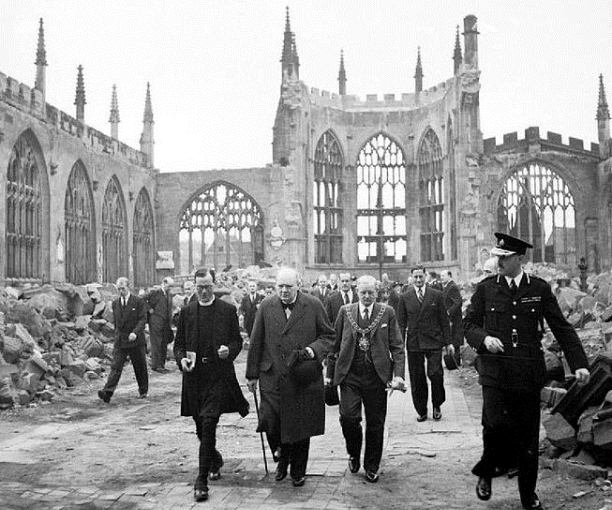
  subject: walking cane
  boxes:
[252,389,269,475]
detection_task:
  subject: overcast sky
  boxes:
[0,0,610,173]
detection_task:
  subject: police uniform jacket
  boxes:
[463,273,588,392]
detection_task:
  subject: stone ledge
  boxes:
[541,457,609,480]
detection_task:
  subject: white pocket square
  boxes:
[381,324,388,328]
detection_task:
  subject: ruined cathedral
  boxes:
[0,10,610,287]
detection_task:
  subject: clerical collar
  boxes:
[505,271,524,289]
[198,296,215,307]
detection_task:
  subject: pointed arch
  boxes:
[356,132,407,263]
[313,129,344,263]
[101,175,128,282]
[418,127,444,261]
[64,160,96,283]
[133,187,155,287]
[178,181,264,273]
[497,161,576,265]
[6,129,50,282]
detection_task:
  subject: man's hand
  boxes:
[483,335,504,353]
[443,344,455,357]
[389,376,407,392]
[180,358,194,372]
[575,368,590,384]
[297,347,315,361]
[246,378,258,393]
[217,344,229,359]
[128,332,137,342]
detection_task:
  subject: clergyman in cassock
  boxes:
[332,275,406,482]
[174,269,249,502]
[463,233,590,510]
[246,267,335,487]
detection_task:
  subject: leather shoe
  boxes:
[193,487,208,502]
[433,407,442,420]
[522,493,544,510]
[365,470,379,483]
[416,414,427,422]
[291,476,305,487]
[476,476,491,501]
[152,367,169,373]
[210,453,223,480]
[275,458,288,481]
[348,456,360,473]
[97,390,111,403]
[138,392,148,399]
[507,467,519,479]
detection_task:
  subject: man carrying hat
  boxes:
[463,233,590,510]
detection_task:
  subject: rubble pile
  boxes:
[0,283,119,409]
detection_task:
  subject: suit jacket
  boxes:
[240,292,264,335]
[246,291,335,443]
[333,302,405,386]
[325,289,358,325]
[112,294,147,348]
[311,286,330,303]
[397,286,451,351]
[174,299,249,417]
[146,287,174,342]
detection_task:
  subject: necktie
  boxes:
[510,279,518,295]
[122,297,126,308]
[364,308,370,322]
[417,288,423,303]
[344,292,349,305]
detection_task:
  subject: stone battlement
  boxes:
[483,127,600,157]
[308,78,454,110]
[0,71,149,169]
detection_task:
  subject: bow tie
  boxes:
[281,301,295,311]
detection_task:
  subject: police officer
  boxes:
[463,233,590,510]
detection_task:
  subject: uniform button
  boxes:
[513,301,517,306]
[531,308,535,312]
[512,315,517,320]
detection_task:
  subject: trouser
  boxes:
[149,327,170,369]
[339,362,387,473]
[450,322,464,365]
[102,344,148,396]
[472,385,540,506]
[407,349,444,416]
[193,374,224,488]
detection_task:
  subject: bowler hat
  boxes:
[491,232,533,257]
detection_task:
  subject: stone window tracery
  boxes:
[102,176,127,283]
[497,162,576,265]
[418,129,444,262]
[179,182,263,273]
[64,161,95,284]
[6,134,43,280]
[133,188,155,288]
[356,133,406,263]
[313,130,343,264]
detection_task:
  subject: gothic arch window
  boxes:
[179,182,263,273]
[313,130,343,264]
[356,133,406,263]
[6,131,47,281]
[64,160,95,284]
[418,128,444,262]
[102,176,127,283]
[497,161,576,265]
[133,188,155,288]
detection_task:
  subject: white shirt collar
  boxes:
[122,293,131,302]
[505,271,524,288]
[414,285,425,295]
[358,302,374,316]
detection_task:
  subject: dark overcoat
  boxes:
[146,288,174,343]
[333,302,405,385]
[174,299,249,418]
[112,294,147,348]
[463,274,588,392]
[245,292,335,444]
[442,280,464,345]
[397,286,451,351]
